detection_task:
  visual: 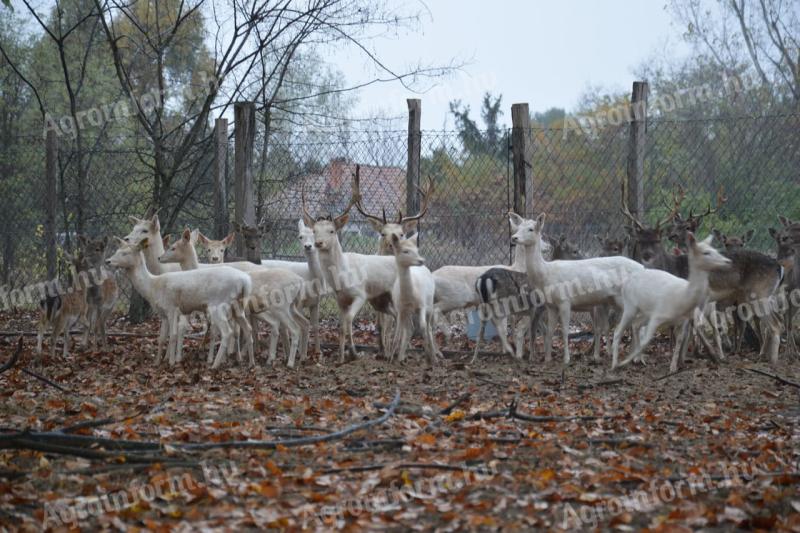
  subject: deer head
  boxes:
[596,233,628,257]
[712,228,753,252]
[668,188,727,247]
[351,164,434,253]
[197,232,235,263]
[621,184,686,265]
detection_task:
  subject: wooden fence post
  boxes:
[234,102,256,257]
[511,103,532,217]
[45,130,57,279]
[406,99,421,220]
[626,81,648,219]
[213,117,229,240]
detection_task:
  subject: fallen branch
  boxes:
[20,367,75,394]
[0,337,22,374]
[179,390,400,451]
[320,462,491,475]
[468,397,614,423]
[440,393,471,415]
[654,366,695,382]
[577,378,624,392]
[744,367,800,389]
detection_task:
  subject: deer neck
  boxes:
[394,261,414,303]
[180,247,200,271]
[319,238,350,291]
[523,237,548,285]
[144,234,167,274]
[510,243,526,270]
[305,249,324,282]
[128,253,158,304]
[685,257,711,306]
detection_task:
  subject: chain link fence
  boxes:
[1,113,798,311]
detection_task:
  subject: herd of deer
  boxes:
[35,169,800,374]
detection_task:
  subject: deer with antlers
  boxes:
[301,178,399,362]
[351,165,434,355]
[622,185,785,363]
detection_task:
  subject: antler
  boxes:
[654,186,686,230]
[397,176,435,225]
[620,181,644,231]
[688,187,727,222]
[351,164,387,225]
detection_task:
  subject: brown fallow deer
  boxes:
[75,235,119,350]
[770,216,799,356]
[351,165,433,356]
[712,229,754,252]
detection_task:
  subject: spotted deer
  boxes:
[75,235,118,350]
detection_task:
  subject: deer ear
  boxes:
[197,233,209,246]
[190,229,199,243]
[778,215,789,227]
[151,214,160,230]
[701,234,714,246]
[297,218,306,232]
[222,232,236,246]
[742,229,754,243]
[535,213,546,229]
[161,235,170,248]
[508,212,523,229]
[686,232,696,246]
[114,236,126,246]
[366,217,384,233]
[712,228,722,242]
[407,232,419,245]
[401,219,419,234]
[128,215,143,225]
[768,227,778,239]
[182,228,191,241]
[334,213,349,231]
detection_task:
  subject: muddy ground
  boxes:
[1,310,799,531]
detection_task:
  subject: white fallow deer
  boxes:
[160,228,310,368]
[351,165,433,354]
[197,221,326,355]
[107,239,254,368]
[387,233,440,362]
[302,187,397,362]
[510,213,645,365]
[612,233,732,372]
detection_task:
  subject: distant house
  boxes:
[265,158,407,235]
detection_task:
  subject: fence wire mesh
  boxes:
[1,113,798,311]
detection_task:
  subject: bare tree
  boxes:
[671,0,800,104]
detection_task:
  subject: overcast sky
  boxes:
[335,0,693,129]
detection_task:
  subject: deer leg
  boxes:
[342,295,367,362]
[50,314,64,359]
[558,304,572,365]
[310,301,321,356]
[418,309,434,363]
[425,309,441,360]
[396,314,412,363]
[618,317,658,368]
[210,308,232,370]
[542,307,556,362]
[611,307,637,369]
[785,300,797,356]
[289,303,309,366]
[669,320,690,373]
[387,310,404,363]
[156,316,168,364]
[514,315,531,360]
[36,314,45,359]
[494,316,514,356]
[471,314,486,363]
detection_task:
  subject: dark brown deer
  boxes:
[622,187,784,362]
[550,235,584,260]
[712,229,754,252]
[771,216,799,356]
[596,233,628,257]
[75,235,118,350]
[622,186,688,277]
